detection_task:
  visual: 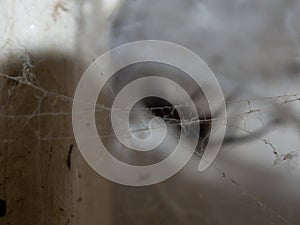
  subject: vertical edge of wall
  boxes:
[0,51,112,225]
[0,0,114,224]
[0,52,75,224]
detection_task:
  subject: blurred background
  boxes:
[1,0,300,224]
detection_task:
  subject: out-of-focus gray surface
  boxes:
[105,1,300,225]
